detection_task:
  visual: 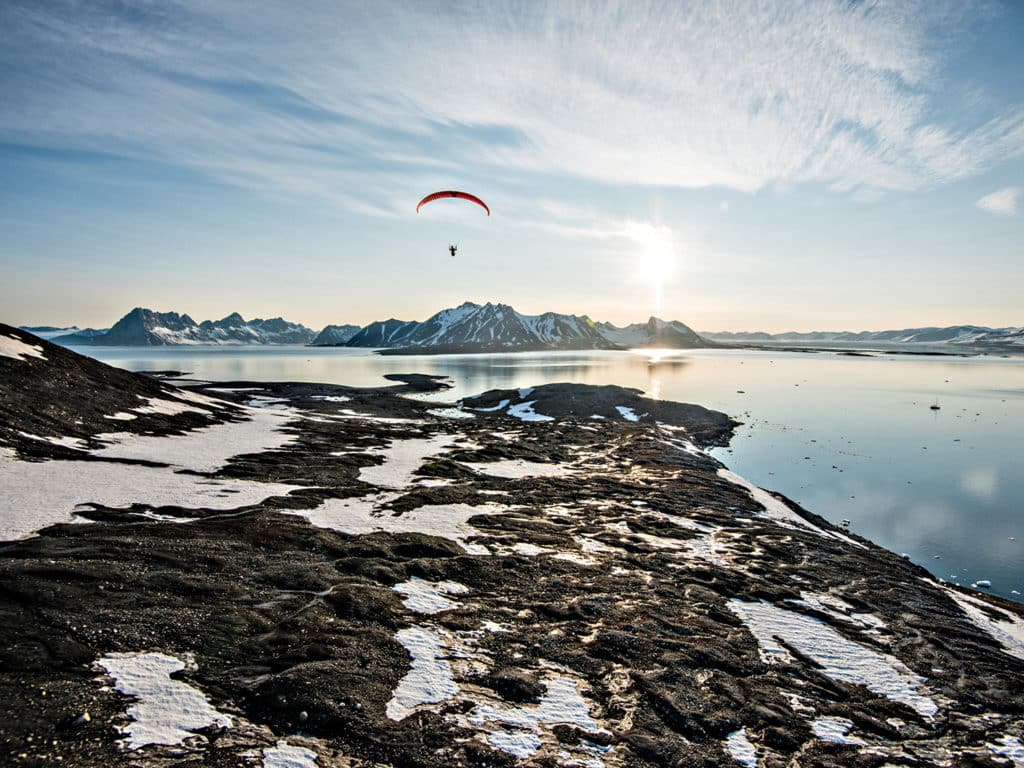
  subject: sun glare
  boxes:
[631,223,676,311]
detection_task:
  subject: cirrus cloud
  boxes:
[1,0,1021,217]
[975,187,1020,215]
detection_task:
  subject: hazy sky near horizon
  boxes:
[1,1,1022,332]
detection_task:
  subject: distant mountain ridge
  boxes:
[703,325,1024,348]
[54,308,317,346]
[344,301,622,352]
[596,317,706,348]
[28,307,1022,353]
[311,324,362,346]
[339,301,712,353]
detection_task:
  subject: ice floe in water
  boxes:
[728,600,938,718]
[0,332,46,361]
[386,626,461,721]
[508,400,554,422]
[463,459,575,479]
[0,446,302,541]
[725,727,758,766]
[393,577,469,614]
[262,740,319,768]
[96,652,231,750]
[949,590,1024,662]
[810,716,865,745]
[287,495,495,555]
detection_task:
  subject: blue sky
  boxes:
[1,0,1022,332]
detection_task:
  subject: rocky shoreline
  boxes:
[1,324,1023,767]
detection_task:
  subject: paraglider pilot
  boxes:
[449,244,457,258]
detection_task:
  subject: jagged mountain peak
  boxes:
[55,308,316,346]
[348,301,707,352]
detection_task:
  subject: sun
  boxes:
[631,223,676,310]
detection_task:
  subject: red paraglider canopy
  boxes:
[416,190,490,216]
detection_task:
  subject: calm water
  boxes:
[77,344,1024,603]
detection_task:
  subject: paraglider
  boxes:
[417,190,489,258]
[416,190,490,216]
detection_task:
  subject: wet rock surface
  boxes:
[1,328,1022,767]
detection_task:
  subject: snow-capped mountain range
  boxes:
[310,324,362,346]
[344,302,624,352]
[53,309,318,346]
[704,325,1024,347]
[24,306,1022,353]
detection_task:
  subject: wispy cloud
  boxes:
[1,0,1021,216]
[975,187,1020,215]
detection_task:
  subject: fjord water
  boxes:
[81,345,1024,602]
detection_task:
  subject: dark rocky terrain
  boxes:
[1,326,1023,767]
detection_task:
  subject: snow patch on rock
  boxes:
[728,600,938,718]
[725,727,758,766]
[0,446,302,541]
[386,626,461,721]
[811,716,865,745]
[93,408,298,473]
[0,332,46,361]
[288,495,496,555]
[615,406,640,422]
[393,577,469,614]
[508,401,554,422]
[717,468,866,548]
[949,590,1024,662]
[463,459,575,479]
[96,652,231,750]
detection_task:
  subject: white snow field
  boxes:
[0,408,302,540]
[0,331,46,361]
[386,625,462,721]
[728,599,938,718]
[392,577,469,614]
[949,590,1024,662]
[463,458,576,479]
[287,495,496,556]
[725,727,758,766]
[262,740,319,768]
[354,433,468,489]
[96,652,232,750]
